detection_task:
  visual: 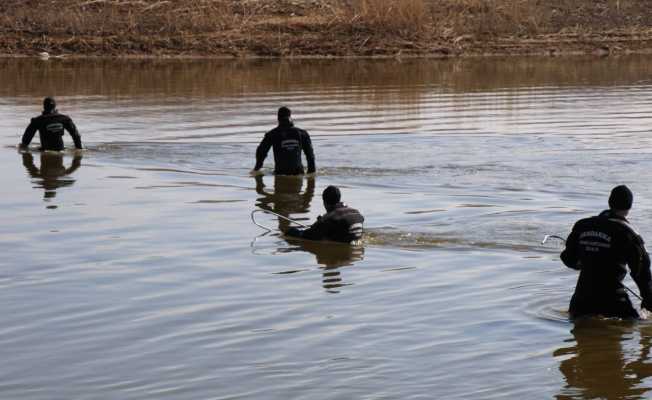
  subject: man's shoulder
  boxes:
[576,212,640,239]
[295,126,309,136]
[332,205,364,221]
[55,113,73,122]
[31,114,46,123]
[265,126,285,138]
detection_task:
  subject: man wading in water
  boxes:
[20,97,82,151]
[561,185,652,319]
[251,106,315,176]
[285,186,364,244]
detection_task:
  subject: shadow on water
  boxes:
[555,319,652,400]
[20,151,82,202]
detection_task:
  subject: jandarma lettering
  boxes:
[579,231,611,242]
[579,240,611,248]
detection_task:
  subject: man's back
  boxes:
[561,210,652,317]
[23,111,81,151]
[255,122,315,175]
[300,203,364,243]
[253,107,316,176]
[563,211,637,287]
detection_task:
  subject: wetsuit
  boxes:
[561,210,652,319]
[21,111,82,151]
[254,121,315,175]
[286,203,364,244]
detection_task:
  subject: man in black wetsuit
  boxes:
[285,186,364,244]
[20,97,82,151]
[252,107,315,175]
[560,185,652,319]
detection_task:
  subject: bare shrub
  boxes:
[342,0,432,36]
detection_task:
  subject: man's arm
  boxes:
[285,216,329,241]
[301,131,316,174]
[254,132,273,171]
[20,119,38,148]
[64,117,82,149]
[560,224,580,270]
[21,153,40,177]
[627,236,652,310]
[300,216,334,241]
[302,176,315,209]
[65,154,83,175]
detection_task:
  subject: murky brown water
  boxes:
[2,56,652,399]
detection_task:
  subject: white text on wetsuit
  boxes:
[579,231,612,252]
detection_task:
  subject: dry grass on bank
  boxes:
[1,0,651,56]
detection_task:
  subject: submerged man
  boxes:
[252,106,315,175]
[20,97,82,151]
[285,186,364,244]
[560,185,652,319]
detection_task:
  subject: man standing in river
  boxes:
[560,185,652,319]
[252,106,315,176]
[20,97,82,151]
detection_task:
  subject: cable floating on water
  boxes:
[251,209,308,232]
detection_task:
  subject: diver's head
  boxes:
[43,97,57,113]
[609,185,633,217]
[322,185,341,212]
[277,106,292,125]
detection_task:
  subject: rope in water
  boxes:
[251,209,309,232]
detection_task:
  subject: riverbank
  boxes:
[2,0,652,58]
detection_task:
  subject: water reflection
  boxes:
[2,57,652,99]
[555,320,652,400]
[21,151,82,200]
[254,174,314,232]
[287,239,364,293]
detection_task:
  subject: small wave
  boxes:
[364,228,542,252]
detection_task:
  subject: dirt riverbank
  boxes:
[2,0,652,58]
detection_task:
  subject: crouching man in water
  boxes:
[20,97,82,151]
[285,186,364,244]
[561,185,652,319]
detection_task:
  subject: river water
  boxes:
[1,56,652,399]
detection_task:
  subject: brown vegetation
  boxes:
[1,0,652,57]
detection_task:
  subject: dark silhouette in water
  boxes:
[22,151,82,200]
[560,185,652,319]
[254,173,314,232]
[252,107,315,176]
[285,185,364,244]
[20,97,82,151]
[555,320,652,399]
[253,175,364,292]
